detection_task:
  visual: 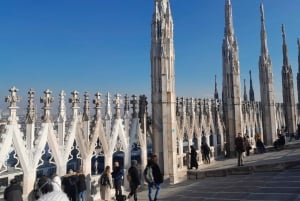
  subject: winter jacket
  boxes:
[77,174,87,192]
[112,167,123,181]
[37,191,69,201]
[128,166,141,188]
[4,183,23,201]
[152,163,163,184]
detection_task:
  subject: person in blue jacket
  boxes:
[111,161,124,198]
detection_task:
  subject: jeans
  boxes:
[78,191,85,201]
[148,182,161,201]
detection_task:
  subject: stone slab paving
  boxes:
[132,169,300,201]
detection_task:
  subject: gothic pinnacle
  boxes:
[298,38,300,72]
[224,0,234,37]
[260,3,265,22]
[214,74,219,100]
[244,79,248,101]
[249,70,255,102]
[260,2,268,56]
[282,24,289,67]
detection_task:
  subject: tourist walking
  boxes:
[189,145,198,169]
[77,170,87,201]
[111,161,123,199]
[127,160,141,201]
[99,166,112,201]
[4,178,23,201]
[145,155,163,201]
[201,142,211,164]
[36,176,69,201]
[235,133,245,166]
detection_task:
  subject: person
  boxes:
[52,174,62,192]
[274,133,285,150]
[189,145,198,169]
[99,166,112,201]
[62,169,78,201]
[127,160,141,201]
[244,135,251,156]
[77,170,87,201]
[235,133,245,166]
[147,155,163,201]
[36,176,69,201]
[111,161,123,198]
[201,142,211,164]
[4,178,23,201]
[256,137,266,153]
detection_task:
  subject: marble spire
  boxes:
[258,3,276,145]
[249,70,255,102]
[222,0,242,156]
[281,24,297,134]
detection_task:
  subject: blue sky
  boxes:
[0,0,299,109]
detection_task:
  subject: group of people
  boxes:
[188,142,210,170]
[4,169,86,201]
[235,132,268,166]
[61,169,87,201]
[99,154,163,201]
[99,161,125,201]
[3,155,164,201]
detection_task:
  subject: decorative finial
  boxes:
[40,89,54,123]
[93,92,102,120]
[130,95,138,118]
[5,86,21,108]
[113,93,122,119]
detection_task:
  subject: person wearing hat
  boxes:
[127,160,140,201]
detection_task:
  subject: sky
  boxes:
[0,0,299,110]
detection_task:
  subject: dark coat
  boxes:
[4,183,23,201]
[128,166,141,188]
[235,136,245,152]
[77,174,87,192]
[190,147,198,168]
[152,162,163,184]
[112,166,123,181]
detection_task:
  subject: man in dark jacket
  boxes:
[127,160,141,201]
[4,178,23,201]
[190,145,199,169]
[111,161,123,198]
[148,154,163,201]
[235,133,245,166]
[77,170,87,201]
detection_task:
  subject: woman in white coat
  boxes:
[99,166,112,201]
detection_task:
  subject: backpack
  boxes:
[143,166,153,183]
[100,174,109,186]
